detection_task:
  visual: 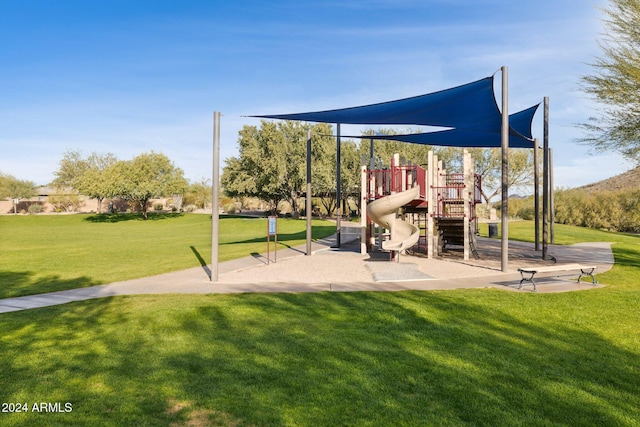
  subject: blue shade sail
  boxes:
[251,75,539,148]
[253,77,497,127]
[364,105,541,148]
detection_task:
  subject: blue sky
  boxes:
[0,0,631,189]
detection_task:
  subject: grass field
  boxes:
[480,221,640,290]
[1,219,639,426]
[0,213,335,298]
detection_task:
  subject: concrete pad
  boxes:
[0,228,617,313]
[0,304,27,313]
[366,262,434,282]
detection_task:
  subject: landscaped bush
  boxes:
[554,188,640,232]
[183,204,197,213]
[49,192,83,212]
[153,202,164,211]
[489,188,640,232]
[223,203,237,214]
[493,196,535,220]
[27,203,43,214]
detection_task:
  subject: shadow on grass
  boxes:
[1,291,639,425]
[610,243,640,268]
[84,212,185,223]
[0,271,102,299]
[165,292,640,425]
[189,246,211,279]
[219,226,336,246]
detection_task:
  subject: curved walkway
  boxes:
[0,228,615,313]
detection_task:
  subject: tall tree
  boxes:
[579,0,640,162]
[307,124,337,215]
[0,172,35,213]
[223,120,335,215]
[107,151,188,219]
[53,150,118,212]
[467,148,534,204]
[184,178,212,210]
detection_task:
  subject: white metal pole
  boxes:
[543,97,549,260]
[360,155,367,255]
[211,112,221,282]
[550,147,555,244]
[335,123,341,247]
[501,66,509,273]
[534,138,540,251]
[306,130,313,255]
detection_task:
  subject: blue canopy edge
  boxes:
[359,105,541,148]
[252,77,499,128]
[250,75,540,148]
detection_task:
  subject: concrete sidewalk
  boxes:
[0,227,615,313]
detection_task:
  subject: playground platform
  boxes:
[0,225,615,313]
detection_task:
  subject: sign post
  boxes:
[267,215,277,264]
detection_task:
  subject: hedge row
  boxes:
[500,189,640,233]
[553,189,640,233]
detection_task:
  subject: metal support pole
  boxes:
[534,139,540,251]
[542,97,549,260]
[335,123,341,248]
[211,111,221,282]
[360,155,367,255]
[550,147,555,244]
[369,137,374,170]
[500,65,509,273]
[306,130,313,255]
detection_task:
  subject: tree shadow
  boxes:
[0,270,103,299]
[161,292,640,425]
[219,226,336,246]
[84,212,185,223]
[1,291,639,425]
[609,243,640,268]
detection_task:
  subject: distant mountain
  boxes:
[576,165,640,193]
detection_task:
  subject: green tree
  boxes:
[53,150,118,212]
[52,149,91,189]
[222,122,284,212]
[184,178,212,209]
[107,151,188,219]
[0,172,35,213]
[465,148,534,204]
[223,120,336,215]
[339,141,362,215]
[579,0,640,162]
[48,191,83,212]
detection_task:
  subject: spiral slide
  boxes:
[367,186,421,252]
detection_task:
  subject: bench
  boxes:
[517,264,598,292]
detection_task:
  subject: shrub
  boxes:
[49,192,83,212]
[517,206,535,220]
[153,202,164,211]
[183,204,197,213]
[553,188,640,232]
[223,203,237,214]
[28,203,43,214]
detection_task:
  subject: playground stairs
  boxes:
[435,217,480,259]
[436,217,465,249]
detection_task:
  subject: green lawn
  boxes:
[1,289,639,426]
[480,221,640,290]
[0,213,335,298]
[1,220,640,425]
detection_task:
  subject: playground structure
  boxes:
[361,150,482,261]
[242,66,553,277]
